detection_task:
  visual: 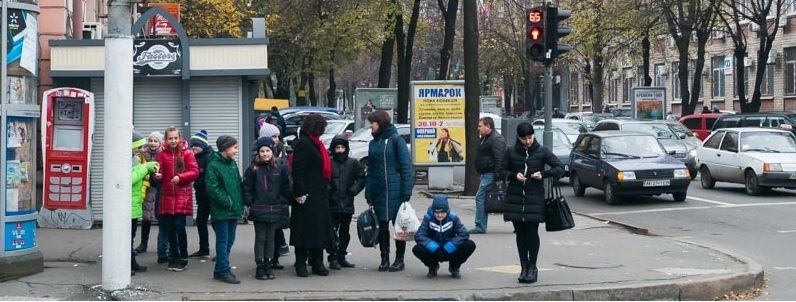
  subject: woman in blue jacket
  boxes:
[365,110,414,272]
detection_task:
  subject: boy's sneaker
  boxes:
[188,250,209,258]
[157,257,168,264]
[167,260,187,272]
[217,272,240,284]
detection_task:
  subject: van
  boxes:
[711,112,796,134]
[679,113,724,141]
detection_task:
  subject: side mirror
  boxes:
[668,150,677,155]
[679,133,687,139]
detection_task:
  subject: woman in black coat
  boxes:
[290,114,333,277]
[501,122,564,284]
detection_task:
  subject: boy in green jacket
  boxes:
[205,135,244,284]
[132,131,159,275]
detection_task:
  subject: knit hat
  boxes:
[132,130,146,149]
[191,129,209,149]
[256,136,276,152]
[216,135,238,152]
[258,123,281,139]
[148,131,163,143]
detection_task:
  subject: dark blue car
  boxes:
[569,131,691,204]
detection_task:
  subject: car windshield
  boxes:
[349,127,373,142]
[534,128,572,147]
[602,136,666,158]
[787,113,796,121]
[626,123,677,139]
[668,123,693,138]
[555,122,586,135]
[612,109,632,118]
[741,132,796,153]
[324,122,348,135]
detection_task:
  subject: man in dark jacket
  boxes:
[413,195,476,279]
[270,106,288,134]
[189,129,213,258]
[327,135,365,270]
[472,117,506,234]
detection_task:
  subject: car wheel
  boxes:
[672,192,687,202]
[572,173,586,197]
[700,166,715,189]
[604,181,620,205]
[745,170,763,196]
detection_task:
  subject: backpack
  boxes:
[357,206,380,248]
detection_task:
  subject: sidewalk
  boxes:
[0,189,763,300]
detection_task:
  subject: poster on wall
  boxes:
[479,96,502,115]
[6,117,35,215]
[6,9,38,75]
[354,88,397,129]
[8,76,27,104]
[631,87,666,120]
[411,81,466,166]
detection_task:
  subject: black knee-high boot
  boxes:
[389,240,406,272]
[294,248,309,277]
[378,224,390,272]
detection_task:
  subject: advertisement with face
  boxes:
[411,81,466,166]
[354,88,397,129]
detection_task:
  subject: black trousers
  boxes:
[139,220,151,246]
[512,221,541,264]
[378,221,406,258]
[329,213,352,258]
[412,240,476,268]
[195,200,211,252]
[160,215,188,260]
[274,229,286,261]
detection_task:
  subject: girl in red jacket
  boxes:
[155,127,200,271]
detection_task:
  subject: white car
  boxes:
[696,128,796,195]
[284,119,355,148]
[348,124,412,172]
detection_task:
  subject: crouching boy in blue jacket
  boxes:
[413,195,476,279]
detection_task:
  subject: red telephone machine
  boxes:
[41,88,94,209]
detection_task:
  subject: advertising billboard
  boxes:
[411,81,466,166]
[631,87,666,120]
[354,88,397,129]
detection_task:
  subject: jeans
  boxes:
[474,173,495,232]
[253,221,279,261]
[412,240,476,268]
[195,199,211,252]
[159,215,187,260]
[213,219,237,274]
[157,226,168,258]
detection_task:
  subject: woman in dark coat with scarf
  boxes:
[289,114,333,277]
[501,122,563,284]
[365,110,414,272]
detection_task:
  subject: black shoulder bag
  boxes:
[545,178,575,232]
[485,178,507,213]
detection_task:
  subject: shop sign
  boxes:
[148,3,180,36]
[133,40,182,76]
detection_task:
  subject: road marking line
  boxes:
[686,196,734,206]
[773,267,796,270]
[718,201,796,208]
[590,206,713,216]
[777,230,796,233]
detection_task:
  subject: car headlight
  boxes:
[763,163,783,172]
[689,149,697,157]
[617,171,636,182]
[674,169,689,178]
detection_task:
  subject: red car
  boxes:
[679,113,725,141]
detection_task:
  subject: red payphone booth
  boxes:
[41,88,94,210]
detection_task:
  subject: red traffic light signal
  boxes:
[526,7,546,62]
[530,27,543,41]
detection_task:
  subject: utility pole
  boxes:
[543,62,553,148]
[103,0,133,291]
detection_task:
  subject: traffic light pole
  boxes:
[543,61,553,149]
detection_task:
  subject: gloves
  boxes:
[366,199,373,206]
[144,162,159,173]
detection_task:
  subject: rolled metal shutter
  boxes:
[189,77,242,169]
[89,78,105,221]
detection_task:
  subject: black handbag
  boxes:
[485,180,507,213]
[545,179,575,232]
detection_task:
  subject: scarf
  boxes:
[288,135,332,181]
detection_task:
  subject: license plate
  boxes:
[643,180,671,187]
[790,174,796,180]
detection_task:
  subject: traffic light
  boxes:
[546,6,572,60]
[526,7,546,62]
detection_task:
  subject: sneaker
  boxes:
[278,245,290,256]
[427,264,439,278]
[157,257,168,264]
[468,228,485,234]
[217,272,240,284]
[188,250,210,258]
[167,260,187,272]
[449,264,461,279]
[132,264,148,273]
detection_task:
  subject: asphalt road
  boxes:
[557,176,796,300]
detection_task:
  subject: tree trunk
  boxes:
[642,34,652,86]
[463,0,479,195]
[394,0,406,123]
[327,68,337,108]
[308,72,317,106]
[592,56,605,112]
[749,24,776,113]
[378,37,395,88]
[735,47,747,110]
[397,0,421,124]
[504,74,513,115]
[523,66,533,114]
[437,0,460,80]
[687,37,708,116]
[298,71,309,106]
[676,46,691,116]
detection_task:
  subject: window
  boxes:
[715,117,741,129]
[673,62,681,100]
[720,132,739,152]
[768,117,787,128]
[682,118,702,130]
[740,117,765,127]
[576,136,592,153]
[706,118,718,129]
[570,74,580,104]
[654,63,666,87]
[610,70,619,103]
[712,56,726,98]
[593,122,619,131]
[704,131,725,149]
[623,68,634,102]
[737,66,750,98]
[582,79,590,105]
[785,47,796,95]
[587,137,601,156]
[637,66,645,86]
[761,65,774,96]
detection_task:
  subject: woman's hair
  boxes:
[164,126,185,173]
[367,110,391,132]
[300,114,327,137]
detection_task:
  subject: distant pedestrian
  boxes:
[666,112,676,122]
[270,106,287,134]
[472,117,506,234]
[243,136,293,280]
[327,135,365,269]
[712,106,721,114]
[365,110,414,272]
[289,114,334,277]
[135,131,162,255]
[602,104,610,114]
[131,130,159,275]
[413,195,476,279]
[206,135,244,284]
[552,107,565,118]
[501,123,564,284]
[702,106,712,114]
[155,127,199,272]
[189,129,213,258]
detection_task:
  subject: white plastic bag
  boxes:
[393,202,421,241]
